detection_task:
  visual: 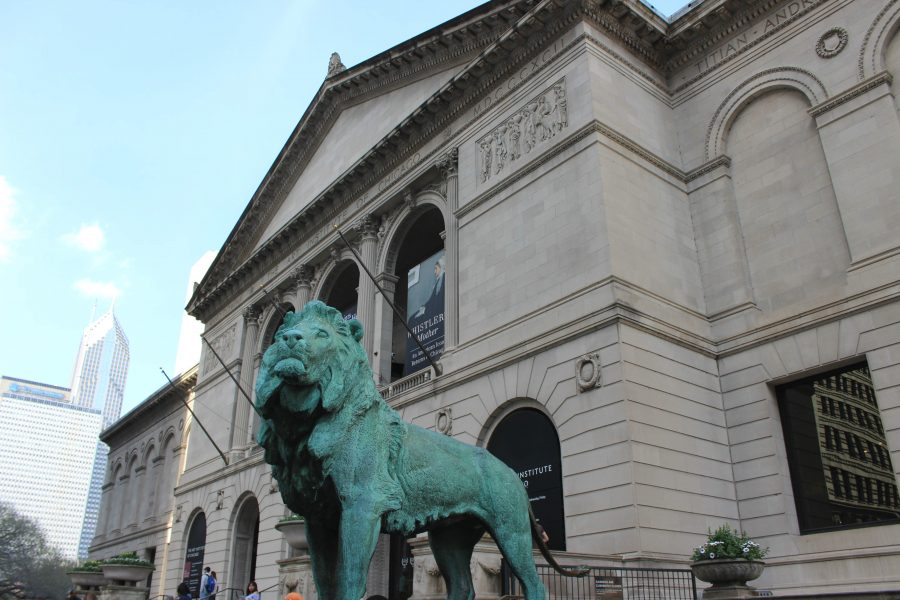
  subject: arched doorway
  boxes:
[230,496,259,595]
[487,408,566,550]
[387,207,445,381]
[321,260,360,320]
[184,512,207,597]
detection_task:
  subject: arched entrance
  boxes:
[321,260,360,320]
[487,408,566,550]
[184,512,207,597]
[230,496,259,594]
[386,206,445,381]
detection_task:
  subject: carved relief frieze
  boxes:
[202,324,236,375]
[477,79,567,185]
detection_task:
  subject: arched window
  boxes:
[230,496,260,594]
[386,207,445,382]
[487,408,566,550]
[321,261,360,320]
[184,512,207,598]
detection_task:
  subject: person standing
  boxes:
[207,571,218,600]
[245,581,260,600]
[177,582,191,600]
[200,567,211,600]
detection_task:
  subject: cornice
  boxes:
[189,0,588,321]
[192,3,533,313]
[101,367,197,443]
[189,0,855,322]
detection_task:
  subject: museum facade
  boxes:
[91,0,900,597]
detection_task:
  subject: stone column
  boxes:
[233,306,260,451]
[812,73,900,266]
[356,215,379,361]
[292,264,314,310]
[438,148,459,349]
[372,273,399,384]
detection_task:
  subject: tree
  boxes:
[0,503,74,599]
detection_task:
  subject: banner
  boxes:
[183,513,206,596]
[487,409,566,551]
[404,250,445,374]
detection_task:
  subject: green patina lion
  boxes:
[257,301,582,600]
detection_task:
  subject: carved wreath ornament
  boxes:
[816,27,848,58]
[576,353,602,392]
[478,79,568,184]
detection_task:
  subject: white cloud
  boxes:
[0,176,25,261]
[64,223,105,252]
[74,279,122,300]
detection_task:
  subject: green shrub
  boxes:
[101,552,154,568]
[71,560,103,572]
[691,524,768,561]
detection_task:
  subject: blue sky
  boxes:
[0,0,686,416]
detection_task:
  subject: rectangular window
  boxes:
[777,361,900,533]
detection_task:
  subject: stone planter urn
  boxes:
[67,570,107,590]
[691,560,765,599]
[275,519,309,552]
[100,564,154,586]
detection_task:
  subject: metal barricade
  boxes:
[501,561,698,600]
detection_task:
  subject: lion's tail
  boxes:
[528,505,590,578]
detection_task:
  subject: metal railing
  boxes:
[501,562,698,600]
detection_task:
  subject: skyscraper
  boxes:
[70,306,130,428]
[0,377,103,559]
[69,306,130,557]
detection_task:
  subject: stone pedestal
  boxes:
[409,535,503,600]
[277,556,317,600]
[98,585,149,600]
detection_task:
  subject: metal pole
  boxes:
[160,368,228,466]
[200,336,263,418]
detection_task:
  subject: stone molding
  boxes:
[671,0,831,92]
[808,71,893,118]
[188,1,674,321]
[859,0,900,80]
[705,66,828,160]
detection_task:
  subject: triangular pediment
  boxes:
[253,63,465,252]
[189,0,750,321]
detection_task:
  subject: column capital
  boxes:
[355,215,380,240]
[438,147,458,179]
[243,305,262,323]
[290,264,314,286]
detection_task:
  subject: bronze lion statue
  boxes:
[256,301,583,600]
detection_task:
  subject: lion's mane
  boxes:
[255,301,404,520]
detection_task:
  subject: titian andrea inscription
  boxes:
[691,0,820,74]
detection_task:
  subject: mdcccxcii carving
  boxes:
[478,79,568,184]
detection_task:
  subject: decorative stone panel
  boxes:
[477,78,567,184]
